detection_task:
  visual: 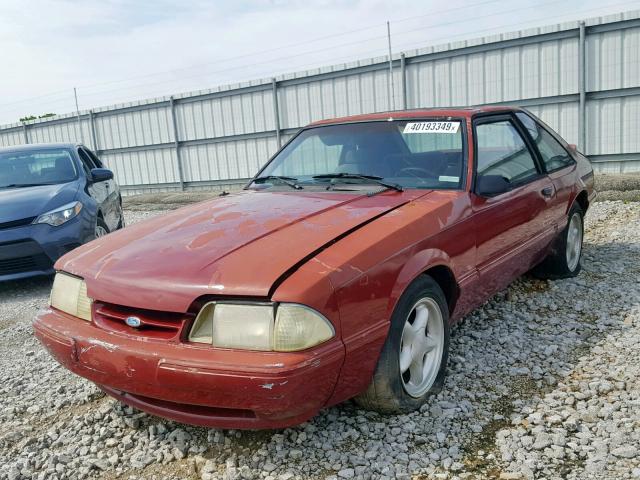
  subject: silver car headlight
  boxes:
[34,201,83,226]
[189,302,335,352]
[49,272,92,321]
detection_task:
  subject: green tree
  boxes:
[20,113,56,122]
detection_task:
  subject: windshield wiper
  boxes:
[0,183,54,189]
[312,173,403,192]
[252,175,303,190]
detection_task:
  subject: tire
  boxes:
[355,275,450,414]
[116,207,125,230]
[533,203,584,280]
[116,196,125,230]
[95,217,110,239]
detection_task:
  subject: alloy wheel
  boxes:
[566,212,583,272]
[95,225,108,238]
[399,297,445,398]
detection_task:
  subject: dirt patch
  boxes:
[594,173,640,202]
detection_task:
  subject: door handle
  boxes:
[541,186,554,197]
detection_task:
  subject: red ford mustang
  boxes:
[34,107,595,429]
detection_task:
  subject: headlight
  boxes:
[50,272,92,321]
[34,201,83,226]
[189,302,334,352]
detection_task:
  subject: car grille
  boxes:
[0,217,36,230]
[0,253,51,276]
[93,302,194,341]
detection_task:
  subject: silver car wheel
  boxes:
[95,224,108,238]
[399,297,445,398]
[566,212,583,272]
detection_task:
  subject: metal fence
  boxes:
[1,9,640,194]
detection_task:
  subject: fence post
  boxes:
[400,53,407,110]
[89,110,99,152]
[169,96,185,191]
[22,123,29,144]
[578,21,586,152]
[272,78,281,148]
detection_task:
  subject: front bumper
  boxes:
[33,307,345,429]
[0,214,94,281]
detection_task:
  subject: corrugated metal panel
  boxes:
[120,185,182,195]
[407,37,579,109]
[279,68,402,130]
[0,129,24,147]
[101,147,178,185]
[586,26,640,91]
[94,106,172,150]
[28,118,92,145]
[593,160,640,174]
[526,102,580,145]
[181,136,276,182]
[585,95,640,155]
[176,90,274,141]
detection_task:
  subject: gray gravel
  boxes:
[0,201,638,480]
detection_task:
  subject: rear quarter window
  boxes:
[516,112,573,172]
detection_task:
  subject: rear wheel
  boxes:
[355,275,450,414]
[533,203,584,279]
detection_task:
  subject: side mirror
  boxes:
[90,168,114,182]
[476,175,511,197]
[568,144,577,152]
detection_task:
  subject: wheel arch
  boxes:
[421,264,460,316]
[389,248,460,319]
[574,189,589,213]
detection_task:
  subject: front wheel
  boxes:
[355,275,450,414]
[94,218,110,239]
[533,203,584,279]
[116,197,126,230]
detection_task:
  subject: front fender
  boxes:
[387,247,454,319]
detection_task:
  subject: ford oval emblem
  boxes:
[125,316,142,328]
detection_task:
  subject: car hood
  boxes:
[59,189,427,312]
[0,182,79,224]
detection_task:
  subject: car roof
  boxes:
[0,142,82,154]
[309,106,522,126]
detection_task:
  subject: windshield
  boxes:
[257,120,465,190]
[0,149,78,188]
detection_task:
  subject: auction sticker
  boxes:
[403,121,460,134]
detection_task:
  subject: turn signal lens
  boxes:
[50,272,92,321]
[273,304,334,352]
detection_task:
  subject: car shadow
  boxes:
[0,275,53,303]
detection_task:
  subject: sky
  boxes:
[0,0,638,125]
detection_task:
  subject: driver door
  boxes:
[471,114,557,299]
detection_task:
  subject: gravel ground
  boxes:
[0,201,638,480]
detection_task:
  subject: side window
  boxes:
[86,148,105,168]
[516,112,573,172]
[475,120,539,184]
[77,148,96,174]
